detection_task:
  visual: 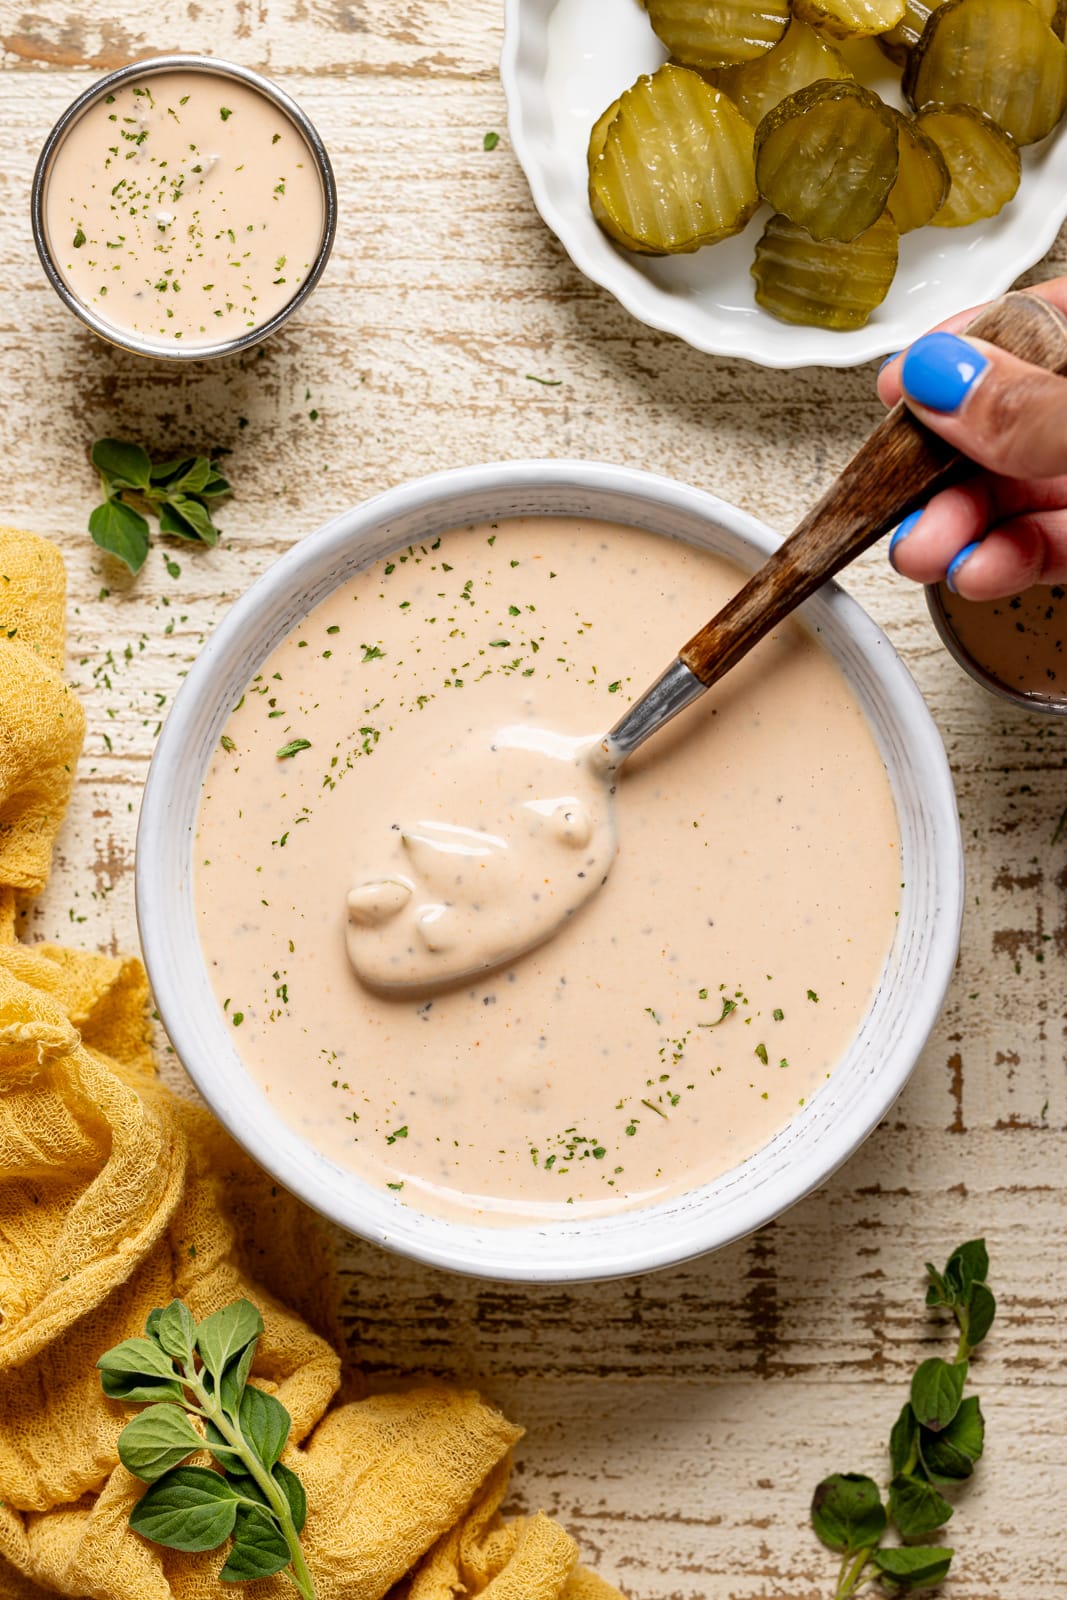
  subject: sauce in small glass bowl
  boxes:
[32,55,336,360]
[927,581,1067,715]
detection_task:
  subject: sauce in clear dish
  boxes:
[195,517,901,1225]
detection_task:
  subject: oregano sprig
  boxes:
[98,1298,316,1598]
[89,437,231,573]
[811,1240,995,1598]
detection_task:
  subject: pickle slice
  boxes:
[917,105,1021,226]
[886,111,950,231]
[1031,0,1067,40]
[793,0,905,38]
[716,19,852,124]
[646,0,791,68]
[586,98,657,253]
[906,0,1067,146]
[877,0,946,63]
[590,64,758,254]
[754,81,898,242]
[751,211,899,328]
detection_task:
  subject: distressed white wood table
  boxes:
[2,5,1065,1596]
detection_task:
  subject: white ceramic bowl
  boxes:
[501,0,1067,369]
[137,461,963,1282]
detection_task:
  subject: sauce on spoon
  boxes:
[345,724,617,991]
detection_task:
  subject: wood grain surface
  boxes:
[3,5,1066,1597]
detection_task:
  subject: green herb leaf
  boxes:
[272,1461,308,1534]
[201,473,232,499]
[128,1466,239,1553]
[888,1401,918,1478]
[910,1359,967,1433]
[195,1300,263,1384]
[148,456,196,484]
[218,1338,257,1419]
[276,738,312,760]
[871,1546,953,1590]
[888,1473,953,1538]
[924,1264,949,1309]
[962,1281,996,1350]
[944,1239,989,1298]
[89,500,151,573]
[810,1473,886,1554]
[100,1370,187,1406]
[162,457,213,497]
[92,438,152,491]
[98,1335,183,1386]
[483,129,500,150]
[919,1397,984,1483]
[154,1299,198,1364]
[238,1383,291,1468]
[159,495,219,546]
[218,1503,291,1581]
[117,1404,204,1482]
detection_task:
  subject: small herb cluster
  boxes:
[89,437,231,573]
[98,1298,316,1597]
[811,1240,995,1598]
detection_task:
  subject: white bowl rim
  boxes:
[136,459,964,1282]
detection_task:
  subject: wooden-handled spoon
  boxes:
[347,292,1067,993]
[605,290,1067,761]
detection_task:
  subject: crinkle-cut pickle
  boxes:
[1031,0,1067,41]
[793,0,905,37]
[887,112,950,232]
[751,211,899,329]
[906,0,1067,146]
[917,105,1021,226]
[755,81,898,242]
[587,97,659,254]
[877,0,946,62]
[646,0,791,67]
[589,64,758,254]
[715,19,852,125]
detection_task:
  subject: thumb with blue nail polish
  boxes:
[893,320,1067,481]
[875,282,1067,601]
[901,332,989,415]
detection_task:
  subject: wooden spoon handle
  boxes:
[678,291,1067,689]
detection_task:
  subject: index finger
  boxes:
[876,280,1067,405]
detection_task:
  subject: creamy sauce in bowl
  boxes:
[194,516,901,1226]
[39,65,327,351]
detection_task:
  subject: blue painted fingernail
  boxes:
[901,332,989,414]
[879,350,902,372]
[946,540,983,594]
[889,509,923,569]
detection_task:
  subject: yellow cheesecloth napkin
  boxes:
[0,527,625,1600]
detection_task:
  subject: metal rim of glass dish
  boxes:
[926,582,1067,716]
[31,53,338,362]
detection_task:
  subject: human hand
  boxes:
[877,280,1067,601]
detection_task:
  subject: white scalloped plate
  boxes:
[501,0,1067,368]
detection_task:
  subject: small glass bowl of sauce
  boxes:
[32,54,336,360]
[927,581,1067,714]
